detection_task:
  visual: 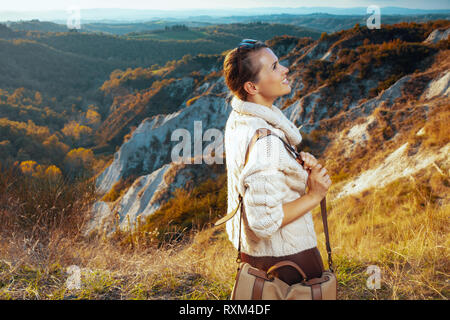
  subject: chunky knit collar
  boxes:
[230,95,302,146]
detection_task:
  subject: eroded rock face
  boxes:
[422,70,450,100]
[96,90,229,195]
[112,163,172,232]
[83,201,113,237]
[336,143,450,199]
[90,77,230,236]
[424,27,450,44]
[86,155,225,236]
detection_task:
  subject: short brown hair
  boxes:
[223,40,269,101]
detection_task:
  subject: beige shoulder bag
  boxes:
[215,128,337,300]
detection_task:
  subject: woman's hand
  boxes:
[298,152,319,172]
[306,163,331,201]
[281,161,332,227]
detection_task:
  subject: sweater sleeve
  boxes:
[238,134,290,239]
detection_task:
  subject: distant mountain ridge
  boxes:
[1,7,450,22]
[4,12,450,34]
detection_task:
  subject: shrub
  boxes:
[0,161,98,241]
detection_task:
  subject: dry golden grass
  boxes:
[0,217,236,299]
[318,166,449,299]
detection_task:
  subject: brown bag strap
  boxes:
[252,277,265,300]
[320,197,333,272]
[267,260,308,281]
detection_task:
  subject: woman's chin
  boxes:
[283,84,292,94]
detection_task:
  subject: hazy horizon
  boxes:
[1,3,450,23]
[1,0,450,12]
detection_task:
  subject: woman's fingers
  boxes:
[310,165,332,186]
[324,174,332,187]
[300,152,318,169]
[302,155,331,188]
[300,152,308,165]
[311,163,322,172]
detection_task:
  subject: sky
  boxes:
[1,0,449,11]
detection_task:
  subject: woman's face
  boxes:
[248,48,291,101]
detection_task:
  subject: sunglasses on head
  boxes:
[237,39,258,51]
[236,39,259,76]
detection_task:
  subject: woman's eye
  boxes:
[273,62,277,70]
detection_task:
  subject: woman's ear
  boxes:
[243,81,258,96]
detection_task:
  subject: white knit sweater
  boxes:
[224,95,318,257]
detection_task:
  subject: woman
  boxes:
[222,39,332,285]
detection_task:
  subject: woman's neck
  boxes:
[246,95,275,109]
